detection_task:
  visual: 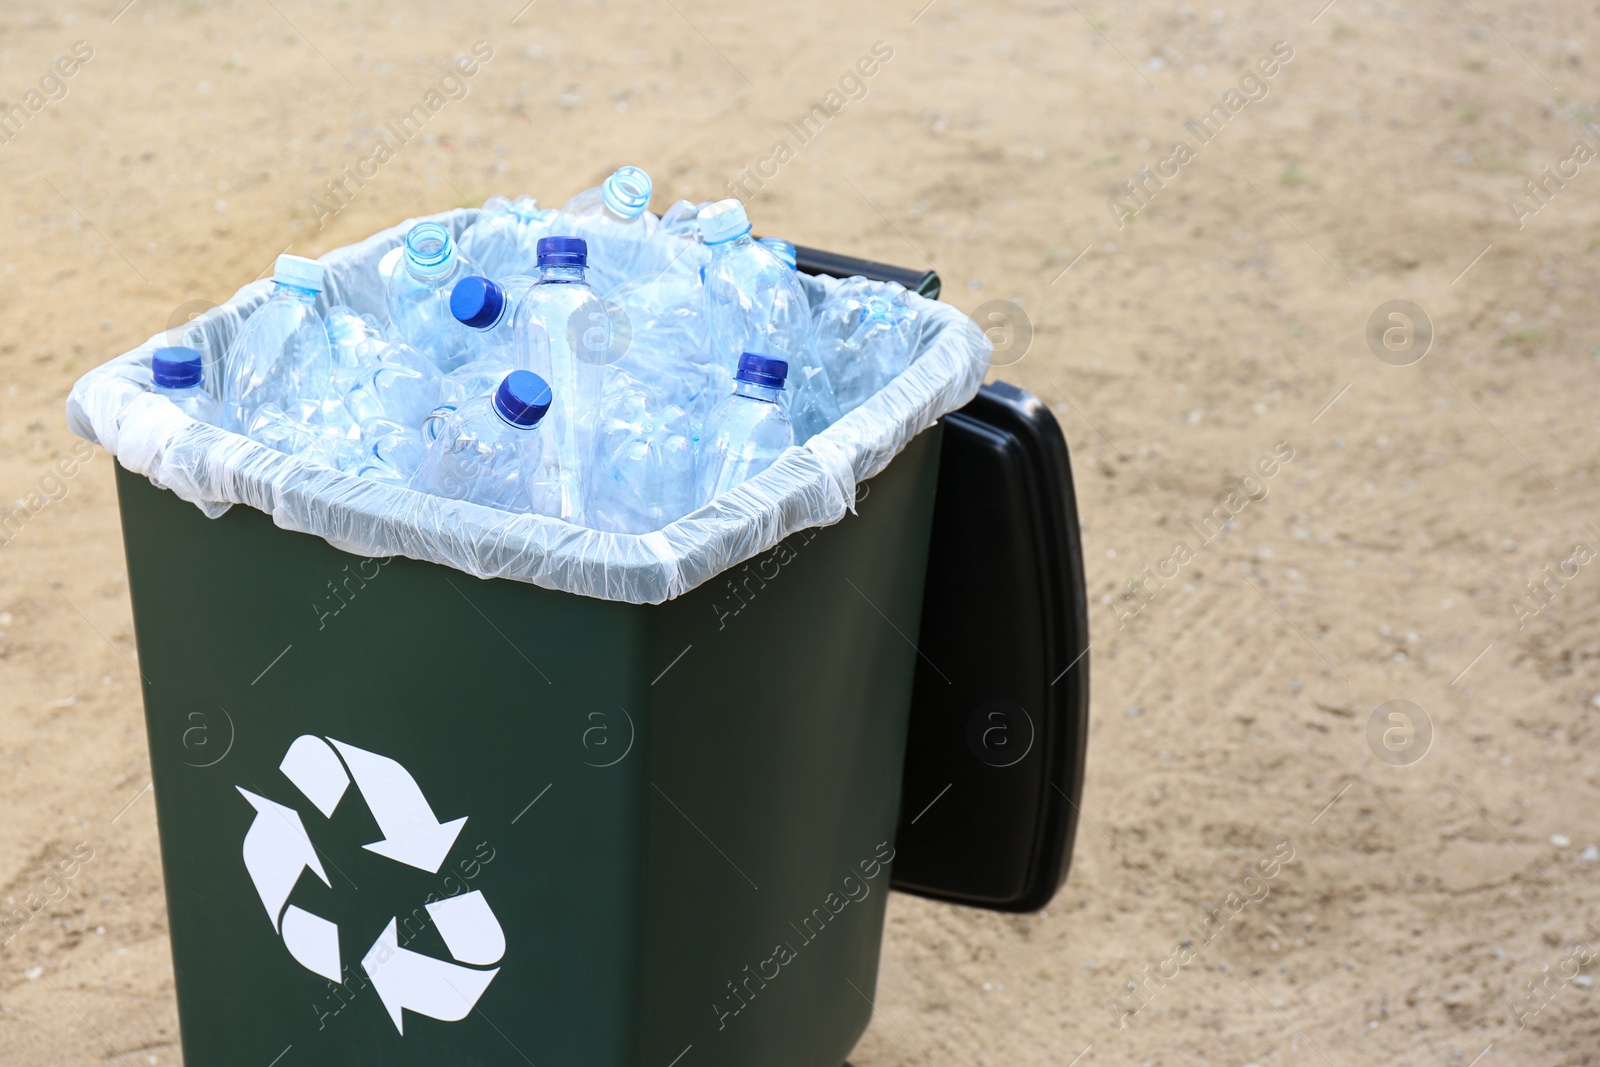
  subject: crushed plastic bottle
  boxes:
[698,200,840,443]
[354,418,426,485]
[810,280,924,414]
[326,306,442,429]
[758,237,797,270]
[385,221,485,373]
[411,370,567,516]
[245,399,364,470]
[458,195,552,279]
[697,353,794,505]
[221,254,332,433]
[152,346,224,425]
[601,266,718,423]
[587,386,697,534]
[439,357,515,407]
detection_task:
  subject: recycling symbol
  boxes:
[236,736,504,1034]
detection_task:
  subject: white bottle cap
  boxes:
[273,253,325,292]
[697,199,751,245]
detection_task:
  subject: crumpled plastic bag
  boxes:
[66,205,991,604]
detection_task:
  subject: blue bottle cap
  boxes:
[736,352,788,389]
[152,346,204,389]
[537,236,587,268]
[450,276,505,330]
[494,370,552,428]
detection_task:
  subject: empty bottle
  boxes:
[458,195,552,279]
[385,221,485,373]
[152,346,224,425]
[758,237,797,270]
[438,357,515,407]
[245,400,365,471]
[326,307,442,429]
[601,266,718,423]
[698,199,840,443]
[588,386,697,534]
[355,419,426,485]
[810,280,924,414]
[697,353,794,505]
[450,274,536,359]
[552,166,659,288]
[410,370,568,516]
[221,254,332,433]
[513,236,611,516]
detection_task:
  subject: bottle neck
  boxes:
[733,379,782,404]
[538,263,587,284]
[709,231,755,256]
[272,281,320,303]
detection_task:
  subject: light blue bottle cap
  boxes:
[273,253,325,292]
[697,199,751,244]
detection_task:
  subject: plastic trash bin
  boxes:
[79,215,1090,1066]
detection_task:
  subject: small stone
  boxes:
[1575,975,1594,989]
[1126,705,1144,718]
[1580,845,1599,862]
[23,967,41,981]
[1552,834,1571,849]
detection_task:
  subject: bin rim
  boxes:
[66,204,991,604]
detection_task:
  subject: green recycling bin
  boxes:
[113,421,942,1067]
[68,205,1009,1066]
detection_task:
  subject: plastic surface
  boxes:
[273,252,325,292]
[890,381,1090,912]
[67,205,988,604]
[112,419,942,1066]
[152,346,204,389]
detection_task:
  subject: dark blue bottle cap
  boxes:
[152,346,204,389]
[537,236,587,268]
[494,370,552,428]
[736,352,788,390]
[450,276,505,330]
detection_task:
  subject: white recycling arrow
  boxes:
[329,739,467,874]
[237,787,330,932]
[361,917,500,1034]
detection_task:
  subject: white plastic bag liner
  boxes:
[67,206,990,604]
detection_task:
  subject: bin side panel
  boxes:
[115,464,650,1067]
[637,426,943,1067]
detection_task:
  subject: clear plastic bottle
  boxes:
[458,195,552,279]
[697,200,840,443]
[449,274,537,359]
[410,370,567,516]
[221,254,332,433]
[326,306,442,429]
[245,400,364,471]
[385,221,485,373]
[438,357,515,407]
[354,419,426,485]
[588,386,697,534]
[758,236,797,270]
[696,353,794,505]
[601,266,718,423]
[512,236,611,518]
[152,346,225,425]
[810,280,924,414]
[551,166,659,288]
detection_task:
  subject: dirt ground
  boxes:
[2,0,1598,1063]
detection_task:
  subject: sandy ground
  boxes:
[2,0,1599,1063]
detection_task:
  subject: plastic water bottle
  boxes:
[601,267,718,423]
[458,196,552,279]
[657,199,706,242]
[326,307,442,429]
[758,237,797,270]
[552,166,659,288]
[221,254,332,433]
[810,280,924,414]
[697,200,840,443]
[354,419,426,485]
[152,347,224,425]
[449,274,537,359]
[439,357,515,407]
[385,222,485,373]
[245,400,364,470]
[410,370,567,516]
[588,386,697,534]
[513,236,610,515]
[697,353,794,505]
